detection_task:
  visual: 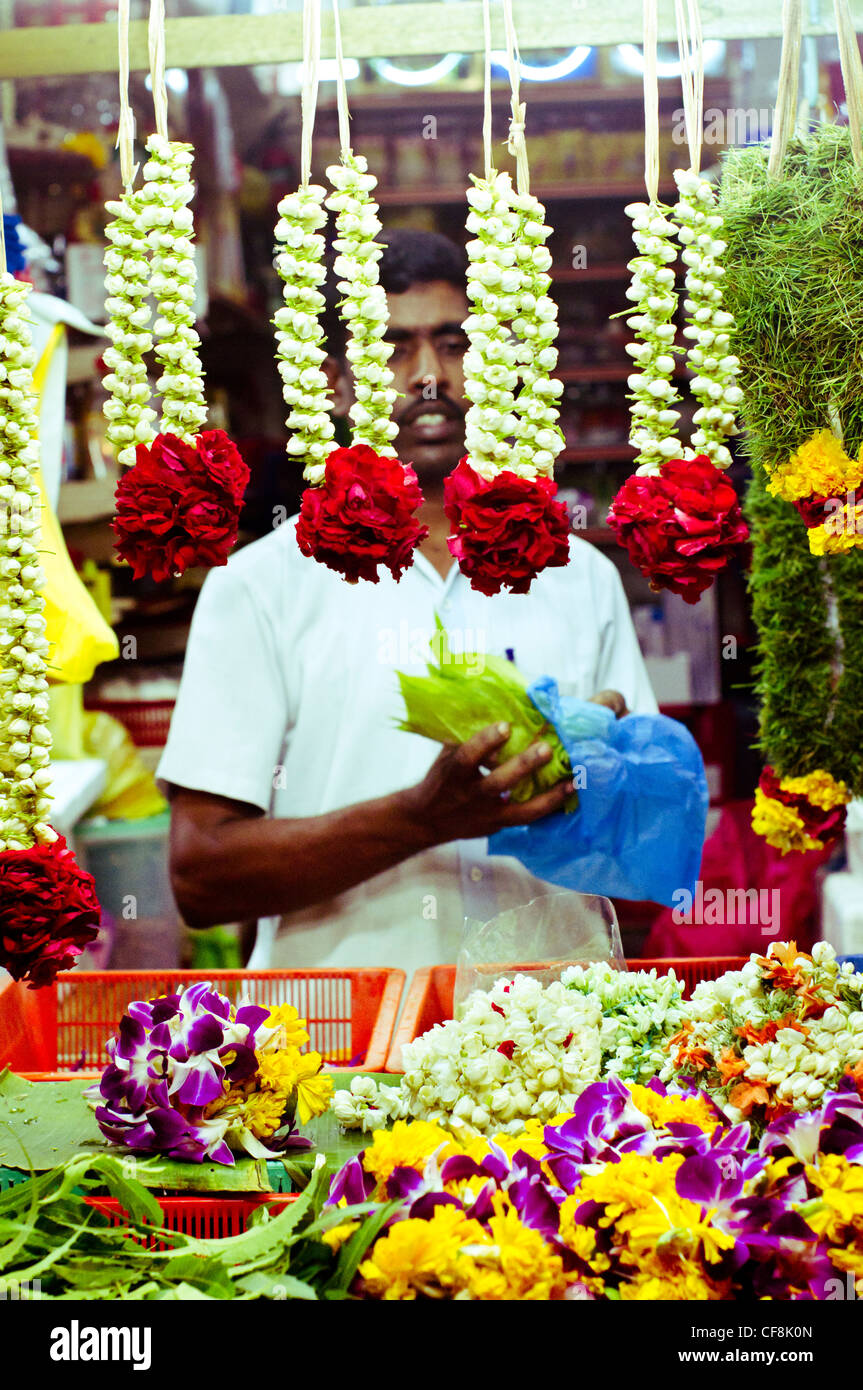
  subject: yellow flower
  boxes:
[804,1154,863,1241]
[808,509,863,555]
[473,1192,568,1300]
[257,1048,302,1089]
[361,1120,459,1194]
[628,1084,718,1133]
[619,1269,733,1300]
[359,1205,483,1300]
[779,769,850,811]
[263,1004,310,1050]
[242,1086,290,1140]
[321,1221,360,1253]
[752,788,823,855]
[292,1052,334,1125]
[767,430,863,503]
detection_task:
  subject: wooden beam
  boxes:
[0,0,860,80]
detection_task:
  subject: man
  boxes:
[159,230,657,973]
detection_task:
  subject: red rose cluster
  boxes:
[295,445,428,584]
[607,455,749,604]
[758,767,848,848]
[113,430,250,584]
[0,836,100,989]
[443,459,571,597]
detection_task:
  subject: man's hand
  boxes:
[399,722,573,848]
[589,689,629,718]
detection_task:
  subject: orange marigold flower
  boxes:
[727,1080,772,1116]
[717,1047,748,1083]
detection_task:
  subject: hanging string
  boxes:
[331,0,351,157]
[481,0,492,178]
[834,0,863,170]
[0,180,6,275]
[300,0,322,186]
[116,0,137,188]
[643,0,660,202]
[768,0,803,176]
[148,0,169,140]
[674,0,704,174]
[502,0,529,193]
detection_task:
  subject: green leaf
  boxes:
[325,1199,404,1294]
[235,1270,318,1301]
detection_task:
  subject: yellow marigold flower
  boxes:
[257,1049,302,1089]
[263,1004,310,1050]
[321,1221,360,1253]
[808,511,863,556]
[362,1120,459,1193]
[293,1053,334,1125]
[242,1086,290,1140]
[767,430,862,503]
[752,788,823,855]
[804,1154,863,1241]
[476,1192,568,1300]
[628,1083,718,1133]
[619,1269,733,1300]
[359,1205,483,1300]
[779,769,851,811]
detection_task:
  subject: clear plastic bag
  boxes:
[454,886,624,1015]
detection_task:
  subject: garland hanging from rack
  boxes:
[606,0,748,604]
[108,0,249,585]
[720,0,863,853]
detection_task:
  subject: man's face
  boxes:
[382,280,470,482]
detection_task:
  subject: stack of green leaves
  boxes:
[396,620,575,807]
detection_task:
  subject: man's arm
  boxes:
[170,722,573,928]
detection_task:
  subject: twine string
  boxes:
[502,0,529,193]
[482,0,492,179]
[148,0,169,140]
[300,0,321,186]
[674,0,705,174]
[332,0,351,157]
[768,0,803,176]
[834,0,863,170]
[117,0,137,188]
[643,0,660,202]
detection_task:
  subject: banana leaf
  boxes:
[397,617,576,806]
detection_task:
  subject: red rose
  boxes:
[759,767,847,846]
[607,455,748,604]
[112,430,250,584]
[443,459,571,596]
[295,445,428,584]
[0,836,100,989]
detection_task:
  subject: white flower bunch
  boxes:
[102,190,157,467]
[508,187,565,477]
[662,941,863,1122]
[562,961,686,1084]
[332,1074,409,1132]
[673,169,742,470]
[623,200,683,474]
[138,134,207,442]
[273,183,335,486]
[325,152,398,457]
[0,274,54,851]
[463,173,528,481]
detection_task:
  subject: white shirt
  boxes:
[157,520,657,974]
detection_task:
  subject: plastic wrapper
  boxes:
[82,712,167,821]
[454,886,624,1014]
[488,676,708,907]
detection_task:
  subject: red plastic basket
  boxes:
[82,697,176,747]
[0,967,404,1076]
[385,956,749,1071]
[85,1194,296,1247]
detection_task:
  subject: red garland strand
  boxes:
[0,836,101,989]
[113,429,250,584]
[444,458,571,597]
[607,454,749,604]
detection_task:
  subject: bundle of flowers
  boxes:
[325,1075,863,1300]
[333,963,686,1138]
[107,134,250,582]
[765,428,863,555]
[662,941,863,1127]
[0,270,100,986]
[446,173,569,596]
[87,982,333,1164]
[752,765,850,855]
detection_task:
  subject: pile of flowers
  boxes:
[752,765,850,855]
[662,941,863,1127]
[325,1074,863,1300]
[764,428,863,555]
[87,982,333,1164]
[333,963,686,1137]
[0,269,100,986]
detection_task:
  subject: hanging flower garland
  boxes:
[0,263,100,986]
[720,8,863,854]
[443,0,570,597]
[108,0,249,584]
[607,0,748,604]
[288,0,426,584]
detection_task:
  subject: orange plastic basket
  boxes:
[385,956,749,1071]
[0,967,404,1076]
[85,1193,296,1248]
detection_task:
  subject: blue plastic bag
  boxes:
[488,676,708,906]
